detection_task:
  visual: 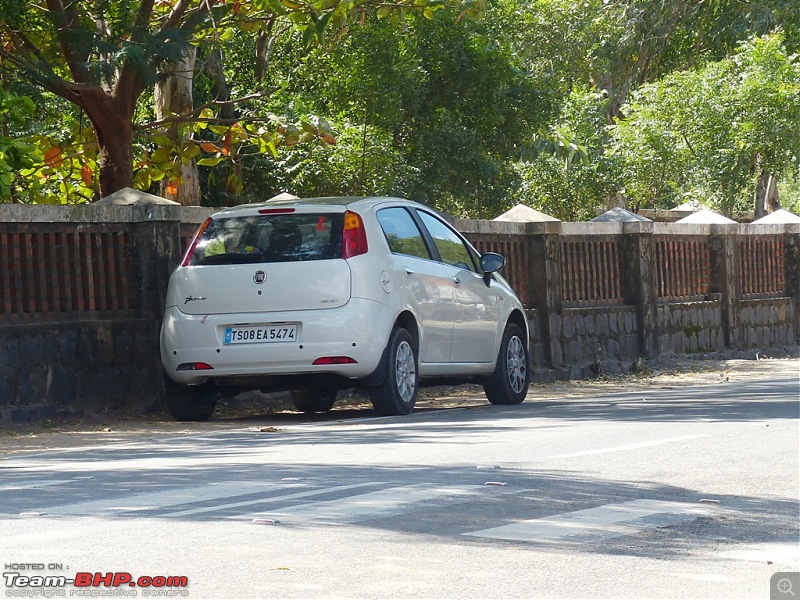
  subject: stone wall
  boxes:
[0,320,161,421]
[456,219,800,381]
[739,298,796,348]
[656,300,725,354]
[0,193,213,422]
[558,306,640,379]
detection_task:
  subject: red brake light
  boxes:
[258,208,296,214]
[181,217,212,267]
[342,210,368,259]
[176,362,214,371]
[312,357,358,365]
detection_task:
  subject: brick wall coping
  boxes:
[1,204,797,235]
[0,204,215,224]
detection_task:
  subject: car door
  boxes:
[416,210,500,364]
[376,207,455,364]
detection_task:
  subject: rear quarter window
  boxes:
[417,211,478,272]
[376,207,431,260]
[188,213,344,265]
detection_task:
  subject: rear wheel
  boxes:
[290,389,338,413]
[483,323,530,405]
[163,377,218,421]
[369,327,418,416]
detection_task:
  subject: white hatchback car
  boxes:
[160,196,530,420]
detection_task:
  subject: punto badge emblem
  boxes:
[253,270,267,284]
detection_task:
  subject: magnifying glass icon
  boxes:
[778,578,796,597]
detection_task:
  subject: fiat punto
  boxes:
[160,196,530,420]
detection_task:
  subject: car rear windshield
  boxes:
[188,213,344,266]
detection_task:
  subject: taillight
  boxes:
[181,217,212,267]
[313,357,358,365]
[176,362,214,371]
[342,210,368,259]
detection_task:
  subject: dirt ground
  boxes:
[1,352,797,457]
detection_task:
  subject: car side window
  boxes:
[377,208,432,260]
[417,211,478,272]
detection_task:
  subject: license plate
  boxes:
[223,325,298,345]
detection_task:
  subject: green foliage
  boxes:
[245,5,550,216]
[512,87,618,219]
[0,89,41,201]
[777,172,800,214]
[3,0,799,216]
[1,0,469,200]
[611,33,800,213]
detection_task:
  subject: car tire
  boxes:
[290,389,338,413]
[483,322,530,405]
[164,378,217,421]
[369,327,418,416]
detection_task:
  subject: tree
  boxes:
[610,34,800,214]
[513,87,618,220]
[0,0,469,202]
[236,4,550,216]
[501,0,800,217]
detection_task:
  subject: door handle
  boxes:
[404,267,416,275]
[451,275,461,284]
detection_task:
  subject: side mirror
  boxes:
[480,252,506,286]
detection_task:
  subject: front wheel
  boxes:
[369,327,418,416]
[163,378,218,421]
[290,389,337,413]
[483,323,530,405]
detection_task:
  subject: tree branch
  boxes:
[44,0,89,83]
[0,47,87,107]
[6,29,44,62]
[135,93,278,131]
[680,131,699,160]
[160,0,194,32]
[132,0,156,43]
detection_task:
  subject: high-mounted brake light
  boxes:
[342,210,368,259]
[181,217,212,267]
[258,208,296,214]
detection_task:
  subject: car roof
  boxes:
[211,196,430,218]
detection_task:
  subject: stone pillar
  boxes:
[526,221,564,370]
[621,222,658,357]
[91,190,184,319]
[785,224,800,344]
[130,214,184,319]
[709,224,741,348]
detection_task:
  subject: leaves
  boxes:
[611,33,800,212]
[81,164,93,187]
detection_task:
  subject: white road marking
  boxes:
[22,481,288,516]
[242,485,483,524]
[551,435,709,458]
[718,543,800,564]
[463,499,716,543]
[164,482,385,517]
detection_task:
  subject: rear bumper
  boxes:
[160,298,394,385]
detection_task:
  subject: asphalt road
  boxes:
[1,369,798,599]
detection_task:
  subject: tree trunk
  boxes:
[205,49,235,120]
[155,47,200,206]
[754,170,780,219]
[204,49,245,205]
[89,103,135,198]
